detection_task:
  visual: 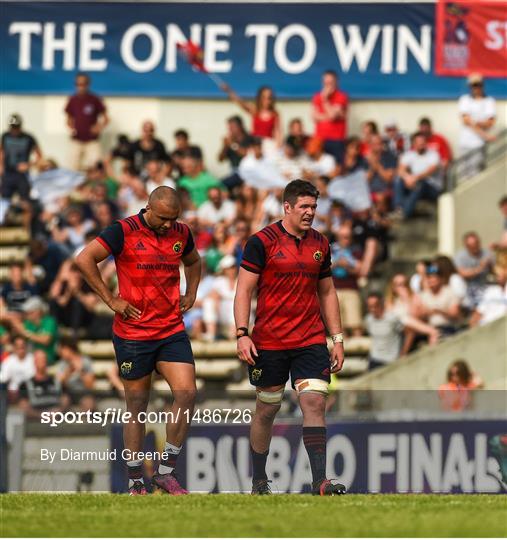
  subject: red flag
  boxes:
[177,41,207,73]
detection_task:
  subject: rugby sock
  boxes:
[251,445,269,481]
[127,459,144,488]
[158,442,181,475]
[303,427,327,484]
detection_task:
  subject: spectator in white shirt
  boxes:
[301,137,336,182]
[275,137,305,181]
[415,265,461,336]
[364,292,403,370]
[202,255,238,341]
[458,73,496,155]
[0,336,35,396]
[197,187,236,228]
[394,132,442,219]
[144,159,175,194]
[469,269,507,327]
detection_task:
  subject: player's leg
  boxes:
[292,344,346,496]
[250,385,284,493]
[122,374,152,495]
[152,332,196,494]
[112,333,155,495]
[248,350,289,494]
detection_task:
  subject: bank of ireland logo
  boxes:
[313,250,323,262]
[173,241,183,253]
[251,368,262,382]
[120,362,132,375]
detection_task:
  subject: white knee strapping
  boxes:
[256,388,284,404]
[295,378,329,396]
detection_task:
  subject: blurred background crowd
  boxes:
[1,69,506,417]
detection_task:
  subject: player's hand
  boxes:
[237,336,258,366]
[179,293,196,313]
[108,297,141,320]
[330,342,345,373]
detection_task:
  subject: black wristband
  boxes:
[236,327,249,339]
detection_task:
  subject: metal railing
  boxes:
[445,127,507,192]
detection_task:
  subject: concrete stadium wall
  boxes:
[344,315,507,391]
[1,94,506,178]
[438,158,507,256]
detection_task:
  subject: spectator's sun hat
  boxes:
[384,119,397,129]
[8,114,22,127]
[217,255,236,272]
[22,296,46,313]
[468,73,483,86]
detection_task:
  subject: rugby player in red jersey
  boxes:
[234,179,346,496]
[76,187,200,495]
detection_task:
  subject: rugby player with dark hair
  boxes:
[234,179,346,496]
[76,186,201,495]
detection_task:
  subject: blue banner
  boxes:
[7,2,504,98]
[111,419,506,493]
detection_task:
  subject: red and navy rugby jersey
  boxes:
[241,221,331,350]
[96,209,194,340]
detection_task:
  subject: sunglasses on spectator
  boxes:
[427,265,439,275]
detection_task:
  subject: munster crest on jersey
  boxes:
[173,241,183,253]
[313,250,323,262]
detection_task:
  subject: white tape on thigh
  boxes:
[256,388,284,404]
[295,378,329,396]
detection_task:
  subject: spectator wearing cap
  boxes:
[65,73,109,170]
[394,132,442,219]
[8,297,58,364]
[383,120,409,156]
[128,121,168,174]
[418,118,453,171]
[0,335,35,400]
[311,70,349,162]
[0,113,42,200]
[18,350,67,420]
[202,255,238,341]
[458,73,496,156]
[364,292,404,370]
[178,147,221,207]
[197,187,237,228]
[454,231,494,308]
[415,264,461,337]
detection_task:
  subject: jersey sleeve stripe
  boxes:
[123,218,135,231]
[96,236,112,253]
[126,217,139,230]
[241,261,261,274]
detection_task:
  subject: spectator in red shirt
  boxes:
[220,83,282,148]
[311,70,349,162]
[359,120,379,157]
[418,117,453,171]
[65,73,109,171]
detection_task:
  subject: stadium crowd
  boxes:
[1,69,506,413]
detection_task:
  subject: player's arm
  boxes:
[180,247,201,313]
[234,267,259,365]
[317,275,345,373]
[75,239,141,320]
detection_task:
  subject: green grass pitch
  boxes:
[1,493,506,537]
